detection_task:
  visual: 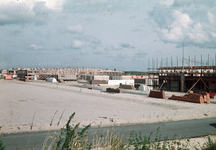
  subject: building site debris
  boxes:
[106,88,121,93]
[19,77,29,82]
[169,92,210,104]
[58,75,76,81]
[148,90,165,99]
[209,93,216,98]
[58,79,64,83]
[138,84,150,91]
[39,75,58,80]
[198,92,210,103]
[4,75,12,80]
[30,76,37,80]
[25,78,29,82]
[89,80,107,85]
[119,83,135,90]
[47,78,57,82]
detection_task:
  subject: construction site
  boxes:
[0,67,158,90]
[1,52,216,103]
[1,54,216,150]
[148,53,216,94]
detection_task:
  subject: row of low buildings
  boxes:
[0,68,159,89]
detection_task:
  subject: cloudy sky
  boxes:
[0,0,216,71]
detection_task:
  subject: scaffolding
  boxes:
[148,53,216,93]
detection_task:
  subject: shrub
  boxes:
[54,112,91,149]
[197,136,216,150]
[0,140,5,150]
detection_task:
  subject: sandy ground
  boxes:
[0,79,216,136]
[160,135,216,150]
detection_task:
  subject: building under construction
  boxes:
[149,54,216,93]
[16,68,123,81]
[158,66,216,93]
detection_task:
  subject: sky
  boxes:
[0,0,216,71]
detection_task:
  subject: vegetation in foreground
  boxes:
[195,136,216,150]
[1,113,216,150]
[0,140,5,150]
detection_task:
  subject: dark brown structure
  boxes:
[169,92,210,104]
[106,88,121,93]
[90,80,107,85]
[148,90,165,99]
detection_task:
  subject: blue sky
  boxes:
[0,0,216,71]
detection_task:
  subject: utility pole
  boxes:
[182,43,184,71]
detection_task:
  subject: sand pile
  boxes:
[0,80,216,135]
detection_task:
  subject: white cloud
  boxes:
[149,1,216,48]
[39,0,65,11]
[0,0,64,26]
[93,47,106,55]
[72,40,82,49]
[29,44,43,50]
[0,0,65,11]
[207,12,214,24]
[67,25,82,33]
[157,10,210,44]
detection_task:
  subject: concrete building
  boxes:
[0,70,8,76]
[158,66,216,93]
[15,68,122,81]
[134,77,159,90]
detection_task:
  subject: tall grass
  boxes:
[41,113,216,150]
[45,112,91,150]
[1,113,216,150]
[195,136,216,150]
[44,113,193,150]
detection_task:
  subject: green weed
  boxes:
[196,136,216,150]
[54,112,91,149]
[0,140,5,150]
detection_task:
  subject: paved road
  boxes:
[0,118,216,150]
